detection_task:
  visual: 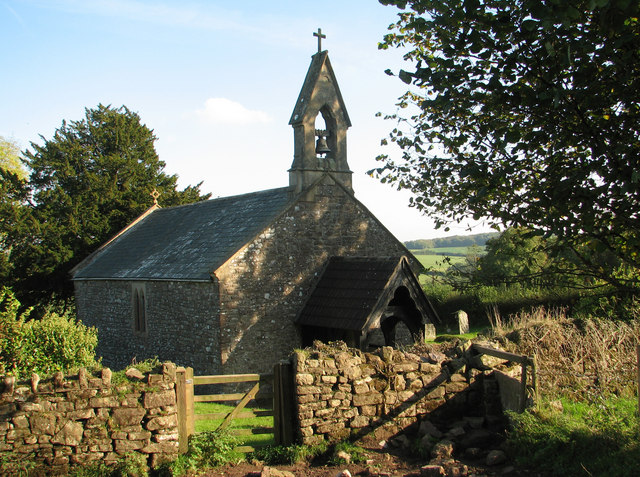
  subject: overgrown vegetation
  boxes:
[110,357,163,387]
[0,287,99,379]
[487,305,640,398]
[476,305,640,475]
[168,430,243,476]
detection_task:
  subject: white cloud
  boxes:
[195,98,271,125]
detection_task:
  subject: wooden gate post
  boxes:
[519,361,528,413]
[176,366,194,453]
[274,361,295,446]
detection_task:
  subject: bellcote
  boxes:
[289,50,353,194]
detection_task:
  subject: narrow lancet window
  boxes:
[133,285,147,333]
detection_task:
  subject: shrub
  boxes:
[0,287,27,376]
[0,287,99,379]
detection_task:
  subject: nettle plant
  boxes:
[0,287,99,379]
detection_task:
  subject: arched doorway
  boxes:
[369,286,424,348]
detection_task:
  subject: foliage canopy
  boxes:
[4,104,210,308]
[0,136,27,180]
[374,0,640,291]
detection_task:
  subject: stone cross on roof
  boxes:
[150,189,160,206]
[313,28,326,53]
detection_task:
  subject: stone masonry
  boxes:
[75,280,221,374]
[210,178,417,375]
[0,363,179,474]
[293,341,504,446]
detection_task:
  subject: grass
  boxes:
[508,396,640,476]
[413,253,466,271]
[432,330,482,342]
[194,401,275,449]
[425,246,481,256]
[425,325,484,343]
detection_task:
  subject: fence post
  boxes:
[176,366,194,453]
[273,361,295,446]
[531,355,538,408]
[519,361,528,413]
[273,364,282,445]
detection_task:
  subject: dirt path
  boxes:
[197,446,550,477]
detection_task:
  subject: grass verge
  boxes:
[507,396,640,476]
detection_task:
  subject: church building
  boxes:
[72,38,439,375]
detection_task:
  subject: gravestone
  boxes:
[424,324,437,341]
[456,310,469,334]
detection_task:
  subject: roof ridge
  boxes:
[156,186,291,212]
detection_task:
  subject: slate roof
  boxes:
[73,187,292,281]
[296,257,407,331]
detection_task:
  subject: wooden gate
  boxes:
[176,362,295,453]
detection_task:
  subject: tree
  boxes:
[0,138,31,283]
[0,137,27,179]
[471,228,552,287]
[7,104,210,308]
[373,0,640,291]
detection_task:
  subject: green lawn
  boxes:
[194,401,275,449]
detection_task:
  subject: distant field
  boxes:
[425,246,484,255]
[412,253,466,271]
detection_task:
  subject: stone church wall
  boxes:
[0,363,179,474]
[75,280,221,374]
[216,178,416,374]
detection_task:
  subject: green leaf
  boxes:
[399,69,413,84]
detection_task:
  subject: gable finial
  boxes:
[150,189,160,206]
[313,28,326,53]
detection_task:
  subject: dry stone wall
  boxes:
[293,342,502,445]
[0,363,180,473]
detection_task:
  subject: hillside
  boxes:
[404,232,498,250]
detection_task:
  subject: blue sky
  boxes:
[1,0,490,241]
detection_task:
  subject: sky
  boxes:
[1,0,492,241]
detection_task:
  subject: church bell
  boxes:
[315,130,331,156]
